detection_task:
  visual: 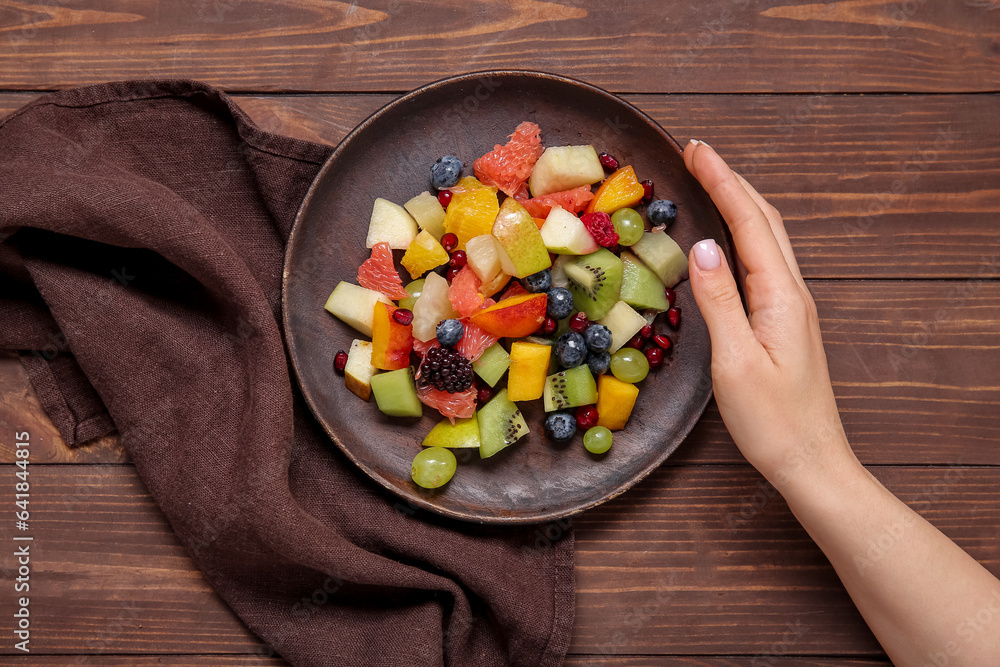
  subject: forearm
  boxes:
[776,451,1000,666]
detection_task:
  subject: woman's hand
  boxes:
[683,140,856,491]
[683,140,1000,666]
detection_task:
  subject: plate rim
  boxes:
[282,69,718,525]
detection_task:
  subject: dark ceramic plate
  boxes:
[283,70,729,524]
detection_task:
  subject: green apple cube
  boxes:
[325,281,392,337]
[366,197,418,249]
[473,343,510,387]
[370,367,423,418]
[631,231,689,287]
[540,206,600,255]
[598,300,647,353]
[528,145,605,197]
[620,251,670,311]
[404,191,446,241]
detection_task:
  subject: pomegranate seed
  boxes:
[477,386,492,404]
[392,308,414,325]
[569,312,590,333]
[576,405,598,430]
[450,249,468,268]
[645,346,664,368]
[625,333,644,349]
[667,307,682,328]
[640,324,653,339]
[441,232,458,252]
[653,334,672,351]
[598,152,619,171]
[640,179,654,205]
[446,266,461,282]
[664,286,676,308]
[437,190,453,207]
[541,317,558,336]
[333,350,348,373]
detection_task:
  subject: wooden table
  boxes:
[1,2,998,665]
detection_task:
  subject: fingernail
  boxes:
[694,239,720,271]
[689,139,712,150]
[689,139,701,147]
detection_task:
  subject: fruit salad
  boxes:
[324,122,688,490]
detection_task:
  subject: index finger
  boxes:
[683,141,796,286]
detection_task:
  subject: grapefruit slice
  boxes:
[517,185,594,219]
[473,121,544,198]
[455,321,499,362]
[448,266,485,318]
[357,242,410,300]
[417,383,477,423]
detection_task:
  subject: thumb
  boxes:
[688,239,755,360]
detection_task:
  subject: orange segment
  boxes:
[586,166,645,214]
[443,177,500,251]
[400,230,449,279]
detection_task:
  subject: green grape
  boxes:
[411,446,457,488]
[584,426,613,454]
[610,208,645,246]
[398,278,425,310]
[610,347,649,383]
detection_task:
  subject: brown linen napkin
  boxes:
[0,80,574,666]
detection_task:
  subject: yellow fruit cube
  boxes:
[506,341,551,402]
[400,230,450,279]
[596,374,639,431]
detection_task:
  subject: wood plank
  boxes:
[0,465,996,657]
[237,93,1000,280]
[0,1,996,93]
[4,281,997,466]
[0,658,288,666]
[4,92,997,278]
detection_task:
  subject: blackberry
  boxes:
[418,346,474,394]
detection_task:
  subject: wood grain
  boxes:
[0,464,995,657]
[0,1,996,93]
[4,282,997,466]
[0,656,889,666]
[4,91,997,279]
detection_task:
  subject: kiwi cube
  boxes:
[473,343,510,387]
[478,388,529,458]
[369,367,423,418]
[543,365,599,412]
[620,251,670,311]
[564,248,623,320]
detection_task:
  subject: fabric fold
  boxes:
[0,80,573,667]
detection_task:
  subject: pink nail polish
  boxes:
[694,239,720,271]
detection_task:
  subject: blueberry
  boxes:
[544,412,577,442]
[546,287,574,320]
[584,324,612,352]
[554,332,587,369]
[586,350,611,375]
[521,269,552,294]
[430,155,463,190]
[647,199,677,227]
[436,319,464,347]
